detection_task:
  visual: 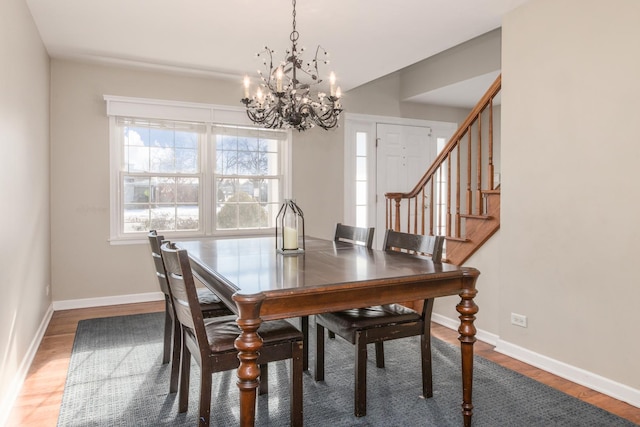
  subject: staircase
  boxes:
[385,75,501,266]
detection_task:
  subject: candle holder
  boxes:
[275,199,305,254]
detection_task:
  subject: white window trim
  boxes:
[105,95,292,245]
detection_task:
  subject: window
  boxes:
[106,96,291,242]
[213,125,284,231]
[354,131,368,227]
[120,118,203,234]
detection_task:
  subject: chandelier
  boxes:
[241,0,343,131]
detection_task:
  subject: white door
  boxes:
[375,123,437,249]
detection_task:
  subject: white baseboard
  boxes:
[52,291,164,311]
[494,339,640,409]
[0,303,54,427]
[431,313,640,409]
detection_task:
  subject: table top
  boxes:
[177,236,474,298]
[176,235,480,427]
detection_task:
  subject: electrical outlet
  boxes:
[510,313,527,328]
[46,285,50,296]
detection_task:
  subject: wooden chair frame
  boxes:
[147,230,232,393]
[299,224,375,371]
[314,230,444,417]
[161,242,304,426]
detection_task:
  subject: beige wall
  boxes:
[400,28,501,100]
[0,0,51,416]
[500,0,640,390]
[49,60,347,301]
[8,0,638,415]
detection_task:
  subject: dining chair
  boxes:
[314,229,445,417]
[298,223,375,371]
[147,230,233,393]
[334,223,375,248]
[161,241,303,427]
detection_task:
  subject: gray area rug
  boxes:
[58,312,635,426]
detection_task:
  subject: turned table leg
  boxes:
[457,287,478,427]
[233,294,266,427]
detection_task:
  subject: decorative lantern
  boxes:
[275,199,305,254]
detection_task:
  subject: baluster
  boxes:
[488,97,494,190]
[455,142,461,238]
[413,195,418,234]
[429,179,434,236]
[476,112,482,215]
[446,153,451,238]
[386,197,390,230]
[466,129,472,216]
[407,199,411,233]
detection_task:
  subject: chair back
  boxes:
[382,230,444,262]
[160,242,208,348]
[334,223,375,249]
[148,230,171,295]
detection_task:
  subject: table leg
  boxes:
[457,287,478,427]
[233,294,266,427]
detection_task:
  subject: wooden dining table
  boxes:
[176,236,480,426]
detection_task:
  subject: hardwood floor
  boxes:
[7,302,640,426]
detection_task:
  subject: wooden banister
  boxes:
[384,74,502,265]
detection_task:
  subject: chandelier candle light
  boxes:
[241,0,343,131]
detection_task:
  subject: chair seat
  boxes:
[316,304,420,343]
[196,288,234,316]
[203,316,303,353]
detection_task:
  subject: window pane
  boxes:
[356,132,367,156]
[150,205,175,231]
[250,178,279,204]
[356,181,367,205]
[123,176,150,204]
[176,177,199,203]
[216,149,237,175]
[216,182,269,230]
[216,202,238,230]
[356,157,367,181]
[150,177,175,203]
[176,205,199,230]
[125,146,150,173]
[175,148,198,173]
[149,147,175,172]
[175,130,198,149]
[356,206,367,228]
[150,128,174,148]
[123,205,149,232]
[217,135,237,151]
[237,150,266,175]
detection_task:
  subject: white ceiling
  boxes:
[25,0,527,107]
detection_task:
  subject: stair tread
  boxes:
[460,214,493,220]
[445,236,469,242]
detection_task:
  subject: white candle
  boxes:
[329,72,336,97]
[283,226,298,250]
[276,67,283,92]
[243,75,250,98]
[256,88,264,107]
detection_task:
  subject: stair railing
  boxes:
[385,74,501,250]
